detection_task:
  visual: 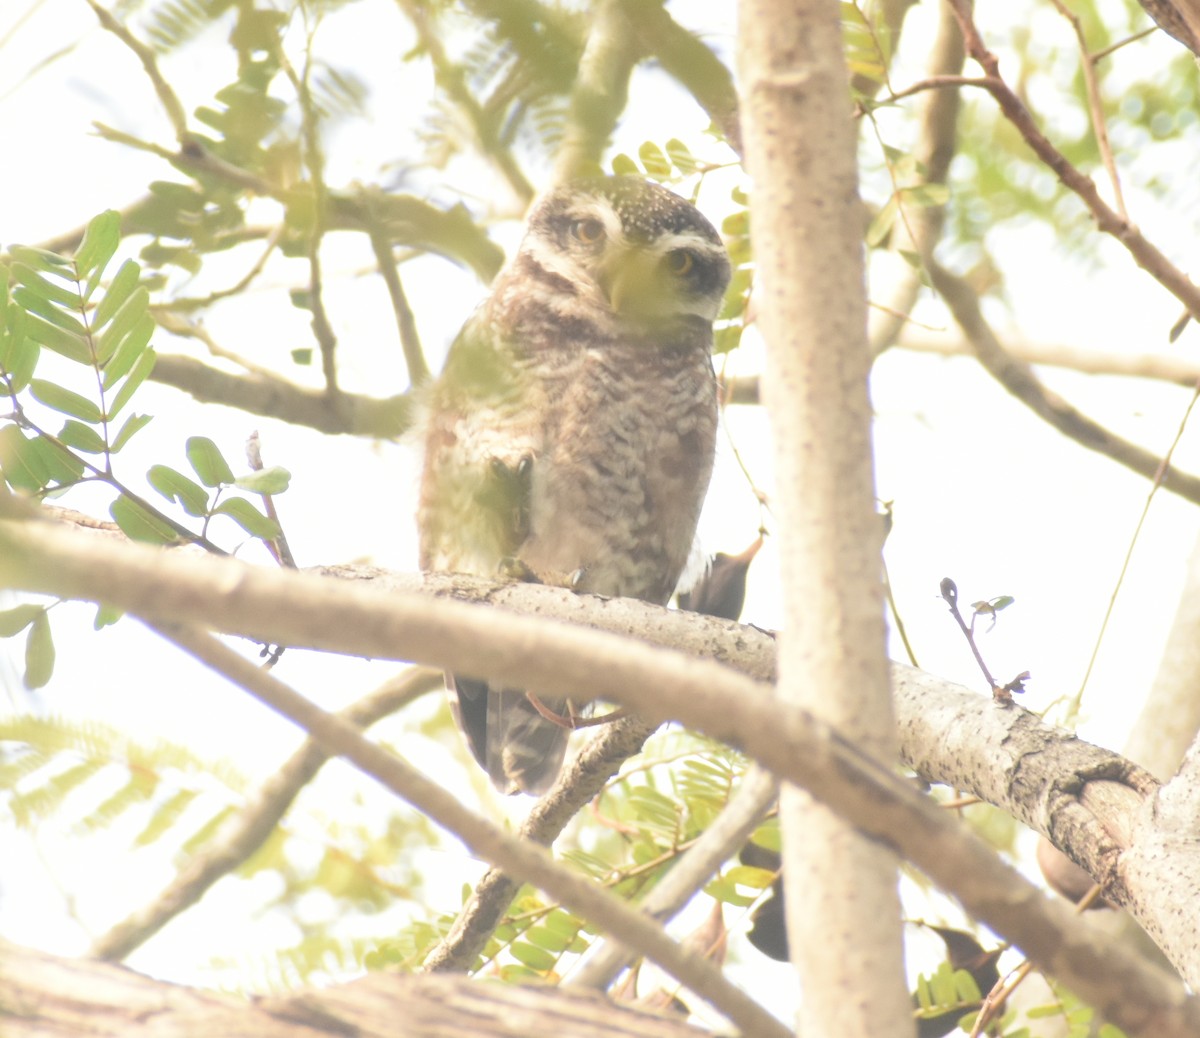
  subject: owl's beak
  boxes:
[600,247,671,318]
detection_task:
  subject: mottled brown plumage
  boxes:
[418,177,730,794]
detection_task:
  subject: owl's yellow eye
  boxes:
[666,250,694,275]
[570,218,605,244]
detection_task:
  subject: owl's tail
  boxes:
[449,675,571,795]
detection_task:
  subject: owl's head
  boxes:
[517,177,731,325]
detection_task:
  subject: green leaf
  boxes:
[290,347,313,365]
[611,152,639,176]
[0,425,48,491]
[726,865,777,889]
[665,137,697,174]
[75,211,122,295]
[57,420,108,454]
[721,209,749,237]
[24,612,55,689]
[106,347,157,419]
[509,941,556,971]
[133,787,200,847]
[0,604,45,637]
[147,464,210,517]
[110,494,181,545]
[638,141,671,178]
[23,314,89,364]
[29,435,85,486]
[29,379,103,423]
[186,436,235,486]
[703,875,756,907]
[234,466,291,495]
[13,286,87,336]
[524,924,569,953]
[94,603,123,629]
[8,245,73,276]
[212,496,280,539]
[866,195,898,248]
[713,324,743,355]
[11,263,82,309]
[93,260,142,331]
[111,413,153,452]
[0,317,39,392]
[102,313,155,386]
[97,286,150,363]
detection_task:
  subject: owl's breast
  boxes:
[520,343,718,603]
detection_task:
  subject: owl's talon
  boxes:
[499,556,540,583]
[568,568,586,590]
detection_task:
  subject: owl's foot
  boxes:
[498,556,540,583]
[526,693,626,730]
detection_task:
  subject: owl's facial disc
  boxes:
[595,237,725,322]
[524,179,731,326]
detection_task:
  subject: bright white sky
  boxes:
[2,0,1200,1023]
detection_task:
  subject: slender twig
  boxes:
[421,714,660,973]
[151,315,281,380]
[245,432,297,570]
[364,203,430,387]
[939,578,999,692]
[1092,26,1158,62]
[883,73,997,104]
[552,0,639,184]
[946,0,1200,323]
[90,667,442,961]
[1049,0,1127,219]
[567,766,778,991]
[153,225,284,314]
[927,259,1200,506]
[83,0,189,141]
[275,24,339,394]
[393,0,534,204]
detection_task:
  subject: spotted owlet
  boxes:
[418,176,731,795]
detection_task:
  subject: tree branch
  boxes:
[947,0,1200,324]
[552,0,639,184]
[927,259,1200,506]
[147,354,414,438]
[420,713,660,973]
[89,667,442,962]
[2,513,1200,1033]
[0,943,714,1038]
[148,621,787,1038]
[566,766,778,991]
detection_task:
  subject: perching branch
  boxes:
[148,621,787,1038]
[3,511,1200,1034]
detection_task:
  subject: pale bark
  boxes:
[738,0,910,1035]
[0,941,710,1038]
[4,513,1200,1033]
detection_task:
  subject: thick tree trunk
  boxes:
[738,0,911,1035]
